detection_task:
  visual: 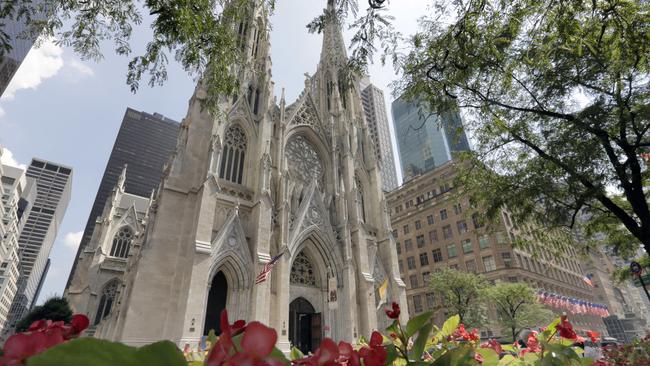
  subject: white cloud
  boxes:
[0,106,5,118]
[69,59,94,77]
[1,38,64,101]
[0,147,26,169]
[63,231,83,250]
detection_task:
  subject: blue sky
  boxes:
[0,0,428,304]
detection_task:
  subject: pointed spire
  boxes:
[320,0,348,67]
[118,164,128,192]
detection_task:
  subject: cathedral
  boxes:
[65,0,407,353]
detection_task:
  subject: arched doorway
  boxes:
[289,297,321,354]
[204,271,228,335]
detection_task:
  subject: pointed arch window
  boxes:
[356,175,366,222]
[94,280,119,325]
[110,227,133,258]
[219,125,247,184]
[290,252,317,287]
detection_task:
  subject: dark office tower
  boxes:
[3,159,72,334]
[65,108,179,290]
[391,96,470,181]
[359,78,398,192]
[0,2,46,96]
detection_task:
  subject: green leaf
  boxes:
[27,338,186,366]
[405,311,433,338]
[429,345,474,366]
[409,321,433,361]
[268,346,290,364]
[441,314,461,337]
[385,343,401,364]
[289,347,304,361]
[497,354,517,365]
[476,348,499,366]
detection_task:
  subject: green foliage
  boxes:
[16,296,72,332]
[428,268,487,327]
[397,0,650,255]
[486,283,554,341]
[613,253,650,282]
[26,338,186,366]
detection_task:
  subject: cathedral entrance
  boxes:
[204,271,228,335]
[289,297,321,354]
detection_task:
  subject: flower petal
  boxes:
[241,321,277,358]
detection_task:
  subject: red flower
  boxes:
[451,324,479,342]
[586,330,600,343]
[207,320,281,366]
[525,331,541,353]
[292,338,360,366]
[384,302,400,319]
[358,331,386,366]
[556,316,577,340]
[480,339,503,354]
[474,352,484,364]
[220,309,246,337]
[1,314,90,365]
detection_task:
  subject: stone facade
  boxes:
[386,160,607,337]
[65,0,407,352]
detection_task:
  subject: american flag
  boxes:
[255,252,284,284]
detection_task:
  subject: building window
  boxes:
[496,231,508,245]
[483,255,496,272]
[219,124,248,184]
[420,252,429,266]
[405,239,413,252]
[392,229,398,238]
[502,252,513,268]
[453,203,462,215]
[396,242,401,254]
[449,264,459,270]
[466,259,477,273]
[472,213,484,229]
[423,271,431,284]
[407,256,416,270]
[440,209,448,220]
[432,249,443,263]
[416,235,425,248]
[403,225,410,235]
[110,227,133,258]
[427,215,434,225]
[479,235,490,249]
[413,294,423,313]
[426,292,435,309]
[457,220,468,234]
[443,225,453,239]
[94,280,119,325]
[290,252,317,287]
[461,239,473,254]
[415,220,422,230]
[447,244,457,258]
[429,230,438,243]
[508,276,518,283]
[399,260,404,273]
[410,275,419,288]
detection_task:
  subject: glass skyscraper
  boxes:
[391,96,470,180]
[0,2,46,96]
[359,78,398,191]
[65,108,179,290]
[3,158,72,335]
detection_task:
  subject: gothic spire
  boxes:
[319,0,348,68]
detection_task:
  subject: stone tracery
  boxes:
[285,136,323,186]
[290,251,317,287]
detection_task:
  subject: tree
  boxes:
[15,296,73,332]
[396,0,650,256]
[486,283,553,341]
[0,0,395,114]
[428,268,487,327]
